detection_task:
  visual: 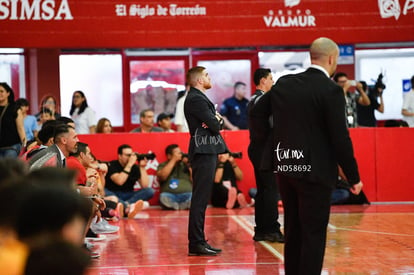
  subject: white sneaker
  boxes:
[90,219,119,234]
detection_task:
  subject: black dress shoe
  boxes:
[188,243,217,256]
[253,231,285,243]
[203,242,222,253]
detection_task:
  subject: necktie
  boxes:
[62,158,66,168]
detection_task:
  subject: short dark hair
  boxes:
[140,109,153,118]
[253,68,271,86]
[38,120,63,144]
[165,144,179,156]
[186,66,206,87]
[70,142,88,157]
[39,108,53,116]
[56,116,74,125]
[234,81,246,90]
[16,186,91,240]
[333,72,348,83]
[15,98,29,108]
[117,144,132,155]
[24,239,91,275]
[53,124,74,143]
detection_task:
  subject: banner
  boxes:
[0,0,413,48]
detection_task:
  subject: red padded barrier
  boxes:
[349,128,377,202]
[79,128,414,203]
[375,128,414,202]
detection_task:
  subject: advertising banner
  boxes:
[0,0,413,48]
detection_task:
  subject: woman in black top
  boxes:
[0,82,26,158]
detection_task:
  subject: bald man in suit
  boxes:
[264,37,363,274]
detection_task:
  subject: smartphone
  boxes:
[349,80,357,86]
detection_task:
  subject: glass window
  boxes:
[0,49,25,98]
[129,60,185,124]
[59,54,123,126]
[196,59,251,111]
[355,48,414,120]
[259,51,310,83]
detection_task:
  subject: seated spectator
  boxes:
[130,109,163,133]
[67,142,119,234]
[35,95,61,121]
[331,166,370,205]
[96,117,113,133]
[16,185,92,249]
[15,98,38,143]
[104,144,154,218]
[24,120,63,160]
[24,239,91,275]
[24,167,101,258]
[0,180,32,275]
[57,116,76,129]
[156,144,192,210]
[211,152,249,209]
[36,108,54,131]
[28,124,79,169]
[157,113,175,132]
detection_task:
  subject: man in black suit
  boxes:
[266,37,363,274]
[248,68,284,243]
[184,66,227,256]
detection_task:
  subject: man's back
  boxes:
[271,68,359,186]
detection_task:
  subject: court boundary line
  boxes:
[328,223,414,237]
[230,215,285,261]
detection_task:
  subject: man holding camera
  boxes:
[104,144,155,218]
[157,144,192,210]
[333,72,370,127]
[211,152,248,209]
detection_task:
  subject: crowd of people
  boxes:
[1,37,412,274]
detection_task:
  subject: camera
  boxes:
[348,80,357,86]
[229,152,242,159]
[134,152,156,161]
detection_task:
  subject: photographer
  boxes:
[334,72,370,127]
[104,144,154,218]
[357,75,385,127]
[156,144,192,210]
[211,152,249,209]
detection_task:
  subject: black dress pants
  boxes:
[188,153,217,247]
[248,144,281,234]
[277,174,333,275]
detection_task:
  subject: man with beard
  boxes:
[29,124,79,169]
[184,66,227,256]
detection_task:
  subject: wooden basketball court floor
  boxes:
[86,204,414,275]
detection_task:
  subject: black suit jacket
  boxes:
[247,90,274,171]
[268,67,360,187]
[184,87,227,157]
[28,144,64,170]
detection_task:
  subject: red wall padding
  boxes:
[80,129,414,203]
